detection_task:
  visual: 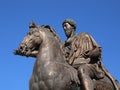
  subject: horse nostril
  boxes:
[19,46,23,50]
[19,45,26,53]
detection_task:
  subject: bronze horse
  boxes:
[15,22,80,90]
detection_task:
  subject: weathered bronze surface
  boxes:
[14,20,120,90]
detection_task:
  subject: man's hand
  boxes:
[81,47,101,58]
[81,50,90,59]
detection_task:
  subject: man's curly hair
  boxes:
[62,19,76,30]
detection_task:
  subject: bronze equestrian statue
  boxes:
[14,20,120,90]
[15,21,80,90]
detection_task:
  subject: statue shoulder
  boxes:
[76,32,101,48]
[77,32,92,39]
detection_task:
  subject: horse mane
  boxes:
[41,25,61,43]
[40,25,65,59]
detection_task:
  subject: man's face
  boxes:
[63,22,73,38]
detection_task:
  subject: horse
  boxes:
[15,21,80,90]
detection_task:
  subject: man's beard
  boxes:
[65,30,71,38]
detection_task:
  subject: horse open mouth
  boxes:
[14,44,39,57]
[14,45,30,56]
[14,40,33,54]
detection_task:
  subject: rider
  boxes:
[62,19,104,90]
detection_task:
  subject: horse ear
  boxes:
[29,20,37,28]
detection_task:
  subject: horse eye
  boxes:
[64,24,66,27]
[28,31,33,35]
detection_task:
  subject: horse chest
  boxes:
[33,60,58,80]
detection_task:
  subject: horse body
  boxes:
[15,23,79,90]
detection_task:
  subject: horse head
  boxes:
[14,21,61,57]
[14,21,42,57]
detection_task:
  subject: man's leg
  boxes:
[78,65,94,90]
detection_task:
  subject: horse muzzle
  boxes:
[14,44,31,56]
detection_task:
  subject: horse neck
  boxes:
[37,32,64,63]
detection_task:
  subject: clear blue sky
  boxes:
[0,0,120,90]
